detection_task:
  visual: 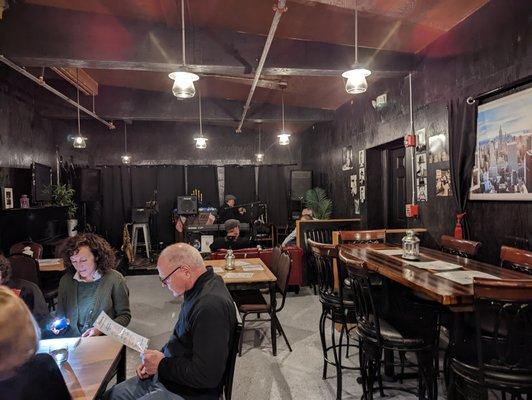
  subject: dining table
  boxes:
[205,258,279,355]
[38,336,126,400]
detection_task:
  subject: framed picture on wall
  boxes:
[2,187,14,209]
[342,146,354,171]
[470,84,532,201]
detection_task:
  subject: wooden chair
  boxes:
[500,245,532,275]
[338,230,386,244]
[450,279,532,399]
[440,235,481,259]
[219,304,243,400]
[9,241,44,259]
[235,252,292,356]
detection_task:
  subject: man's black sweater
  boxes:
[157,268,237,400]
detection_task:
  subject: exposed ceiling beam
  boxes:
[0,4,417,77]
[37,85,334,125]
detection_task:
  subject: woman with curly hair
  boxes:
[55,233,131,337]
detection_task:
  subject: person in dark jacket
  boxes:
[105,243,237,400]
[217,194,246,224]
[209,219,255,252]
[0,286,70,400]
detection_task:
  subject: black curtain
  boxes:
[100,166,131,246]
[224,165,256,206]
[448,98,477,239]
[187,165,219,207]
[156,166,185,244]
[258,165,289,225]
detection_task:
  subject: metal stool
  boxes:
[132,223,151,260]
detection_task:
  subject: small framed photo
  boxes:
[2,187,14,209]
[359,150,365,167]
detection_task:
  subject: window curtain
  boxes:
[258,165,289,225]
[448,98,477,239]
[224,165,256,206]
[187,165,219,208]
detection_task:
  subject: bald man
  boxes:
[106,243,237,400]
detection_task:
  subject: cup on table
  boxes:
[49,342,69,365]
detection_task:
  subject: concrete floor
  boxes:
[122,275,443,400]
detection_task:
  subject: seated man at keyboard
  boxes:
[210,219,255,253]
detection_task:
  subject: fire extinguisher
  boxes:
[454,212,466,239]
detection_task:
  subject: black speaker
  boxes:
[80,168,101,202]
[290,170,312,201]
[131,208,151,223]
[177,196,198,215]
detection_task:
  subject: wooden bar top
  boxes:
[39,336,123,400]
[206,258,276,285]
[339,243,531,307]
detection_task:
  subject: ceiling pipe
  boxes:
[235,0,287,133]
[0,55,115,130]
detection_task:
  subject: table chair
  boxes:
[10,241,44,259]
[220,304,243,400]
[500,245,532,275]
[440,235,481,259]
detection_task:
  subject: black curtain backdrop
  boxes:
[98,166,185,247]
[448,98,477,239]
[258,165,289,225]
[224,166,256,206]
[187,165,219,208]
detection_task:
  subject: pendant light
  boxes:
[72,69,87,148]
[342,0,371,94]
[121,121,131,164]
[277,89,290,145]
[168,0,199,99]
[194,90,207,149]
[255,125,264,162]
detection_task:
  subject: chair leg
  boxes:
[331,316,342,400]
[273,315,292,352]
[344,323,350,359]
[359,342,370,400]
[319,308,328,380]
[238,313,248,357]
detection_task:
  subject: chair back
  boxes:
[221,303,243,400]
[269,246,282,277]
[275,252,292,312]
[339,250,382,343]
[8,254,41,286]
[338,230,386,244]
[9,241,44,259]
[307,239,339,302]
[440,235,481,258]
[500,245,532,275]
[304,229,333,245]
[473,279,532,381]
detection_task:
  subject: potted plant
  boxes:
[50,184,78,237]
[304,187,332,220]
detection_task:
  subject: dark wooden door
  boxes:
[387,146,406,228]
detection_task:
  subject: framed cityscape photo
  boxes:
[470,84,532,201]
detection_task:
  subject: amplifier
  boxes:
[131,208,151,223]
[177,196,198,215]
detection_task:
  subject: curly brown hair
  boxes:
[61,233,116,275]
[0,255,12,285]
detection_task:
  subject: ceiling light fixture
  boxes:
[342,0,371,94]
[168,0,199,99]
[194,89,208,149]
[277,89,290,145]
[255,125,264,162]
[72,69,87,149]
[121,121,131,164]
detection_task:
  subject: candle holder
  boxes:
[402,230,420,260]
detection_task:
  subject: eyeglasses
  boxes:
[160,265,185,287]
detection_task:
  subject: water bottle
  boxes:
[225,249,235,271]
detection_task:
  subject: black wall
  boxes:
[301,0,532,264]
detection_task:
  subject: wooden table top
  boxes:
[339,243,531,308]
[38,258,65,272]
[206,258,276,285]
[39,336,123,400]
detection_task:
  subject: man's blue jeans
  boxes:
[105,375,185,400]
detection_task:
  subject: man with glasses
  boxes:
[106,243,237,400]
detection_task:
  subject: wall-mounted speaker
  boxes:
[177,196,198,215]
[290,170,312,201]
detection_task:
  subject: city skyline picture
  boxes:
[470,85,532,201]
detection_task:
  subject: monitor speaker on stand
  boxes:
[177,196,198,215]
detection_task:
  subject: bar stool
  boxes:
[131,223,151,260]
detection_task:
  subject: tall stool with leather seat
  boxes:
[131,223,151,260]
[500,245,532,275]
[450,278,532,400]
[309,239,359,400]
[340,251,440,400]
[440,235,481,259]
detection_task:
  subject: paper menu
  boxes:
[434,270,500,285]
[373,249,404,256]
[406,260,462,271]
[213,267,224,273]
[241,265,263,271]
[93,311,149,352]
[224,272,254,279]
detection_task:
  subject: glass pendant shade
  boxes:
[255,153,264,162]
[169,71,200,99]
[194,136,208,149]
[73,135,87,149]
[342,68,371,94]
[278,132,290,145]
[121,154,131,164]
